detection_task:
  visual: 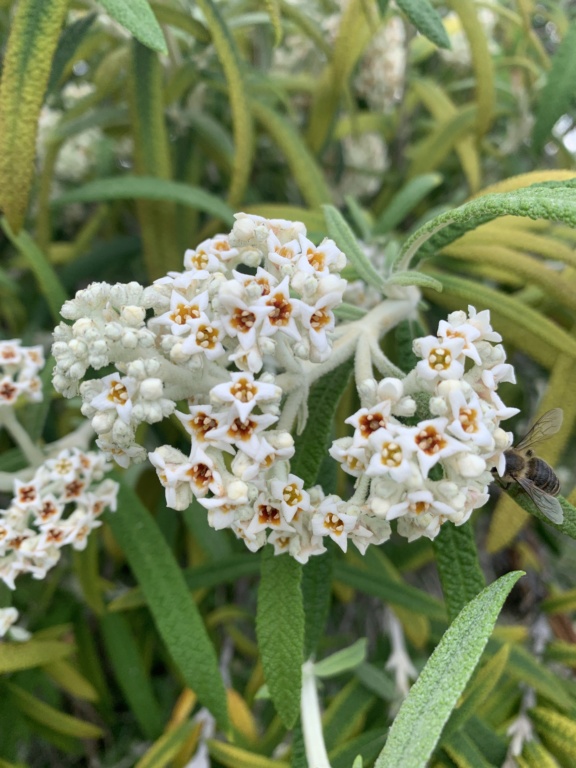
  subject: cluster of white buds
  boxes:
[0,340,44,406]
[0,449,118,589]
[331,307,516,542]
[52,213,515,559]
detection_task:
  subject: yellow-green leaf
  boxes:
[208,740,289,768]
[0,0,69,232]
[6,682,103,739]
[0,640,73,675]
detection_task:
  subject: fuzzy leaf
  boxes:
[375,571,524,768]
[507,486,576,541]
[530,706,576,764]
[396,0,450,49]
[398,180,576,270]
[291,356,354,487]
[323,205,385,289]
[98,0,167,53]
[256,547,304,728]
[106,482,228,729]
[302,551,333,659]
[386,270,443,291]
[0,0,69,231]
[433,522,485,621]
[442,645,510,738]
[533,21,576,151]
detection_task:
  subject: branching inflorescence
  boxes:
[51,214,518,562]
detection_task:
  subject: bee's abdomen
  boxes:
[527,458,560,495]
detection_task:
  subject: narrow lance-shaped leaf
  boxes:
[1,218,67,324]
[53,176,235,225]
[256,547,305,729]
[0,0,69,232]
[396,0,450,49]
[195,0,253,206]
[323,205,385,289]
[396,181,576,270]
[533,21,576,152]
[98,0,167,53]
[106,481,229,730]
[374,570,524,768]
[433,521,485,621]
[46,13,98,95]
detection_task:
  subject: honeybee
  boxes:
[495,408,564,524]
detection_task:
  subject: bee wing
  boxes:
[515,408,564,451]
[517,476,564,524]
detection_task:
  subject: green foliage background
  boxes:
[1,0,576,766]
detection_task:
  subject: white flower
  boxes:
[366,427,416,483]
[414,336,466,382]
[209,372,281,421]
[311,497,357,553]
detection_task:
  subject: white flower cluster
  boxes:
[355,16,407,112]
[331,307,517,542]
[0,449,118,589]
[52,214,348,470]
[0,340,44,406]
[51,212,515,560]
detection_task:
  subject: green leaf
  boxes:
[100,613,163,740]
[533,21,576,152]
[443,730,497,768]
[134,720,195,768]
[330,729,387,768]
[47,13,97,95]
[106,481,229,730]
[314,639,367,678]
[252,101,332,209]
[386,270,442,291]
[291,356,354,487]
[1,219,67,323]
[334,562,447,621]
[323,205,385,289]
[302,551,333,659]
[442,644,510,738]
[396,0,450,49]
[53,176,235,226]
[0,640,73,674]
[433,522,485,622]
[129,41,179,277]
[44,660,99,703]
[507,486,576,541]
[397,181,576,269]
[256,547,304,728]
[374,173,443,234]
[355,663,397,702]
[374,571,524,768]
[196,0,253,206]
[98,0,167,53]
[0,0,69,232]
[5,682,103,739]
